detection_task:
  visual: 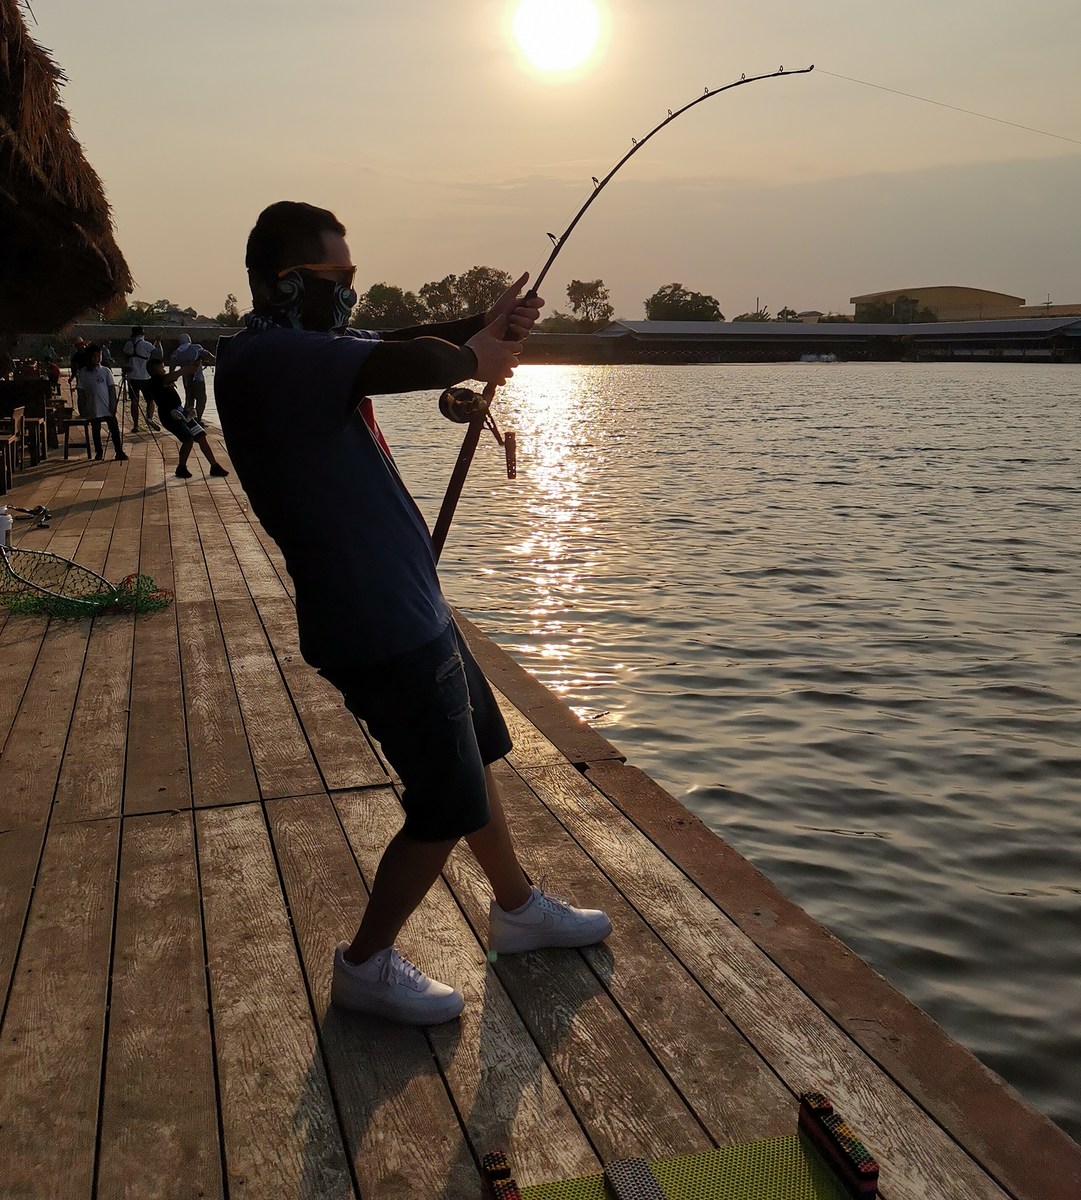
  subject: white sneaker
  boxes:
[488,886,613,954]
[331,943,464,1025]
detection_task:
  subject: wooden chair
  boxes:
[21,394,48,466]
[0,405,26,471]
[0,430,16,494]
[62,406,93,460]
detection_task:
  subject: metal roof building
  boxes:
[518,317,1081,364]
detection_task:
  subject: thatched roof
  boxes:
[0,0,132,334]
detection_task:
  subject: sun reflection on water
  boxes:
[492,366,623,707]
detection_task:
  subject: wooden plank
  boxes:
[349,761,712,1166]
[214,598,324,799]
[164,470,213,603]
[258,597,387,792]
[0,613,45,756]
[0,824,45,1004]
[331,787,602,1193]
[454,611,625,767]
[124,608,190,818]
[177,601,261,808]
[50,510,133,825]
[484,760,796,1147]
[0,817,117,1199]
[197,802,355,1199]
[584,758,1081,1200]
[266,794,486,1198]
[524,760,1010,1200]
[164,474,259,808]
[0,619,90,829]
[123,444,192,814]
[186,474,323,799]
[52,610,133,823]
[97,811,222,1200]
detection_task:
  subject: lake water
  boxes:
[359,361,1080,1143]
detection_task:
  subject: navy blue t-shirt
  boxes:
[215,326,452,668]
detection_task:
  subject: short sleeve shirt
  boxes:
[170,341,206,380]
[213,326,452,669]
[124,337,154,381]
[76,365,115,418]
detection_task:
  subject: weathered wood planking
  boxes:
[266,793,487,1198]
[97,810,222,1200]
[332,786,603,1194]
[486,761,797,1149]
[165,474,261,806]
[522,760,1011,1200]
[0,818,117,1199]
[124,447,192,813]
[197,802,355,1199]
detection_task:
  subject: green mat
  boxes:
[521,1135,849,1200]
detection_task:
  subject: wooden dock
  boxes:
[2,429,1079,1200]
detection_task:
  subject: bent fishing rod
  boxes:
[431,62,814,561]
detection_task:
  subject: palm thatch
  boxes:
[0,0,132,334]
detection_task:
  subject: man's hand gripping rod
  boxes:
[430,64,814,563]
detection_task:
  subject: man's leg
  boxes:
[106,415,125,458]
[464,767,531,911]
[90,419,104,459]
[195,433,229,476]
[344,829,457,964]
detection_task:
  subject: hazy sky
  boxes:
[30,1,1081,320]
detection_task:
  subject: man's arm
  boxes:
[353,338,478,398]
[380,314,486,346]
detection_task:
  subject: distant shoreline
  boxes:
[15,316,1081,366]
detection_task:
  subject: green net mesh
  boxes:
[1,547,173,619]
[520,1137,851,1200]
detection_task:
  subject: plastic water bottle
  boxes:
[0,505,11,549]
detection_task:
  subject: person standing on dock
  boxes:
[121,325,160,432]
[215,200,612,1026]
[169,333,215,420]
[75,344,127,462]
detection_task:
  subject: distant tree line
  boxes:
[81,271,901,332]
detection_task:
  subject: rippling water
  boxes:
[356,361,1081,1141]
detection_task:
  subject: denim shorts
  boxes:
[320,621,512,842]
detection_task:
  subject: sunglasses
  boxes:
[278,263,357,288]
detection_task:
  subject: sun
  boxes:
[511,0,602,74]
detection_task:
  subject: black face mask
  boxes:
[266,269,357,333]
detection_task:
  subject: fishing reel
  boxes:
[438,387,517,480]
[438,386,490,424]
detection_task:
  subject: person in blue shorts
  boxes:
[214,201,611,1026]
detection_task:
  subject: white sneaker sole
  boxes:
[330,977,465,1025]
[489,913,613,954]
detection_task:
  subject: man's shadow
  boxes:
[294,907,613,1199]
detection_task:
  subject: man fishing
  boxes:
[215,201,612,1026]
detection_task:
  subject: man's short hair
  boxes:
[245,201,347,283]
[131,326,144,337]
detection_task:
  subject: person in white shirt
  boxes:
[169,333,216,420]
[76,345,128,461]
[121,325,160,432]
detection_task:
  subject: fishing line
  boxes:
[818,69,1081,148]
